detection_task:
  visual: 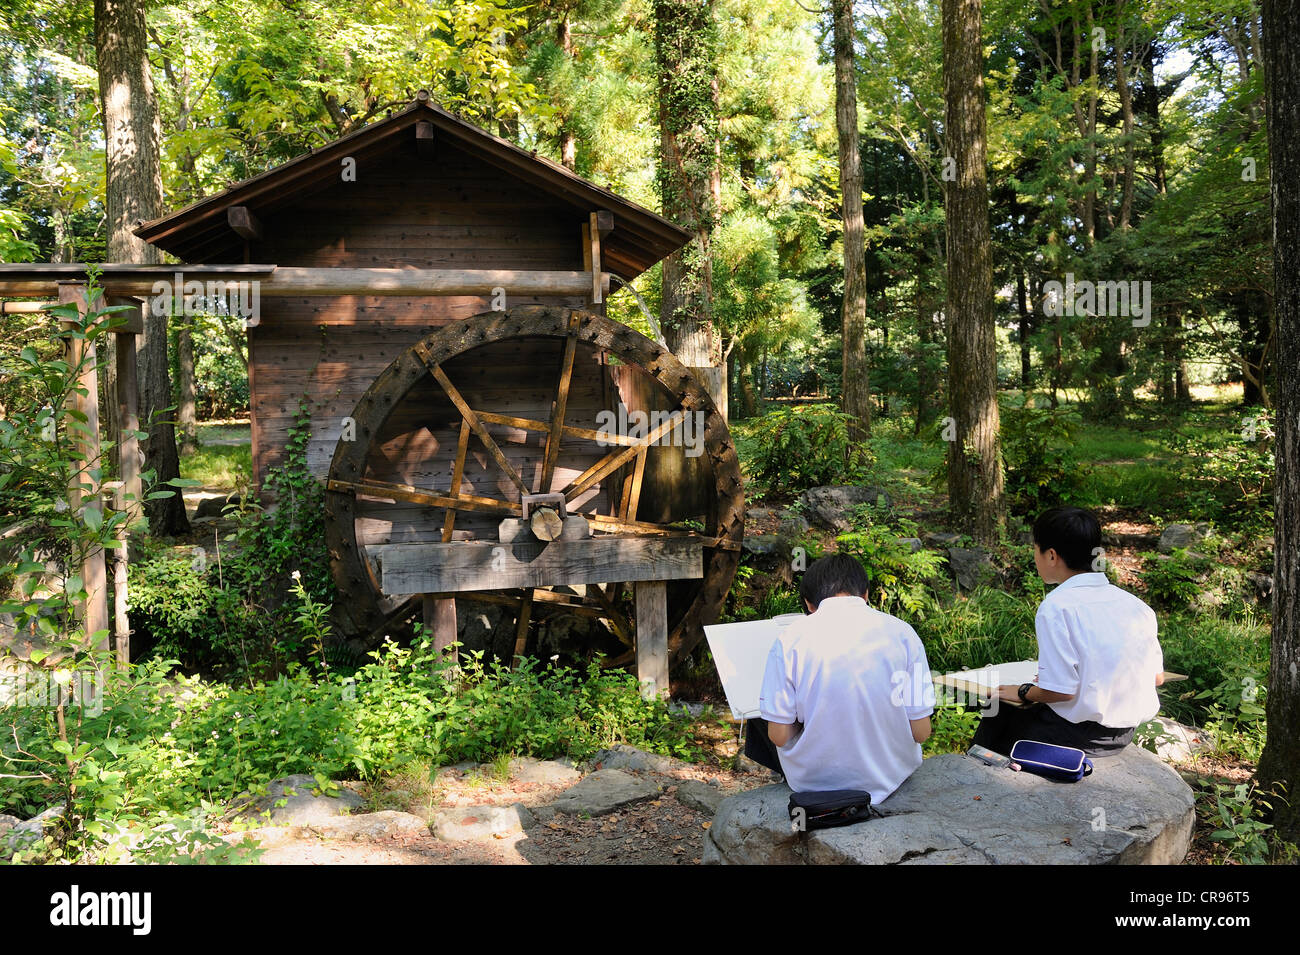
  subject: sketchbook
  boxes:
[935,660,1040,697]
[703,614,806,720]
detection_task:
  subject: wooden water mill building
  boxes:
[0,93,745,695]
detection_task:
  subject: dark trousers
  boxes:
[972,702,1135,758]
[743,717,786,777]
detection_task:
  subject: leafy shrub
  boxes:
[999,397,1087,514]
[834,505,946,618]
[1161,410,1273,528]
[129,402,335,678]
[744,403,873,496]
[1199,781,1275,865]
[1140,548,1210,610]
[922,703,980,756]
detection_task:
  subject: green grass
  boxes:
[196,421,251,445]
[180,443,251,490]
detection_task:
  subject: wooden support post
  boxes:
[588,211,603,305]
[635,580,669,700]
[539,313,579,492]
[106,296,143,525]
[105,482,130,667]
[422,594,458,660]
[57,282,109,650]
[512,591,534,665]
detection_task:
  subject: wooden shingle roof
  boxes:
[133,95,690,281]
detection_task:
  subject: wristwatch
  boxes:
[1017,682,1035,703]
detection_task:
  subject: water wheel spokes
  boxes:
[324,306,745,668]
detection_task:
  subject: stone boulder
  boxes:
[703,747,1194,865]
[192,494,240,522]
[1158,523,1212,554]
[508,756,582,786]
[549,769,660,816]
[947,547,996,592]
[236,774,365,826]
[432,804,533,841]
[797,486,889,533]
[924,531,963,548]
[1141,717,1215,764]
[675,780,724,815]
[586,744,691,774]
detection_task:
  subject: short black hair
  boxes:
[1032,506,1102,572]
[800,554,870,609]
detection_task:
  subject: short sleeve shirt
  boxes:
[1035,573,1163,728]
[758,596,934,804]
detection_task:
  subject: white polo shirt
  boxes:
[1035,573,1163,728]
[758,596,934,804]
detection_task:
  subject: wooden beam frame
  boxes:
[57,282,109,650]
[0,265,610,298]
[474,409,644,447]
[226,206,263,240]
[105,295,143,523]
[376,536,703,595]
[328,477,692,538]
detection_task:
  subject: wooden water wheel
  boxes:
[324,305,744,668]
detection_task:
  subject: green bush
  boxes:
[1140,548,1210,611]
[834,505,946,619]
[744,403,873,496]
[129,401,335,678]
[1161,409,1273,529]
[999,397,1087,514]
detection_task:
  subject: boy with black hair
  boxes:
[745,554,934,804]
[972,506,1164,757]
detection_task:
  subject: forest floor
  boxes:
[224,717,777,865]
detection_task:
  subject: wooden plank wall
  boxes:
[247,141,590,489]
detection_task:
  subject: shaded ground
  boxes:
[217,721,781,865]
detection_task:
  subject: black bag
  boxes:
[787,789,875,832]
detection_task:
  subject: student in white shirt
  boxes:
[972,506,1165,757]
[748,554,934,804]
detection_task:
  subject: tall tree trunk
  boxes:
[832,0,870,441]
[1016,268,1033,388]
[915,276,933,435]
[1257,0,1300,844]
[653,0,719,370]
[95,0,189,535]
[176,321,198,452]
[558,17,577,170]
[943,0,1004,545]
[1116,11,1136,230]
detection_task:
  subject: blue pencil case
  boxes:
[1010,739,1094,782]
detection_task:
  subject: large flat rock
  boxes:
[235,774,365,826]
[703,746,1194,865]
[549,769,661,816]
